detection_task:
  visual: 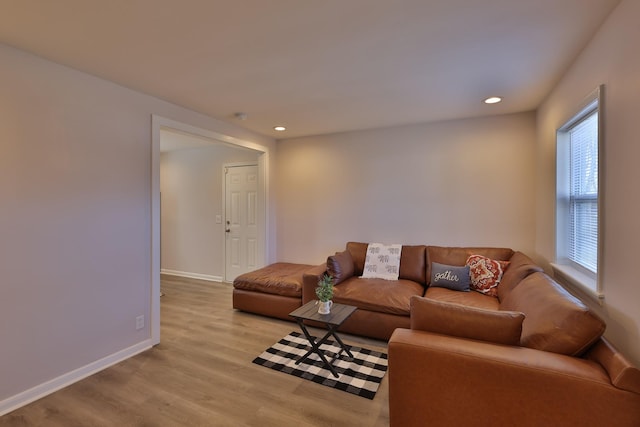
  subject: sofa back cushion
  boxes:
[327,250,355,285]
[425,286,500,310]
[497,251,543,302]
[426,246,514,286]
[346,242,427,285]
[346,242,368,275]
[500,272,606,356]
[410,296,524,346]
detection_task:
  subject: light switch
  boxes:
[215,215,222,224]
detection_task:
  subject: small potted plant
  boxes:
[316,274,334,314]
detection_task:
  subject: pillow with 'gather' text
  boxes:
[430,262,471,292]
[466,255,510,297]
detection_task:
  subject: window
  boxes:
[554,86,603,300]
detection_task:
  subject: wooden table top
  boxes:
[289,300,357,326]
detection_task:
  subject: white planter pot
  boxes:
[318,300,333,314]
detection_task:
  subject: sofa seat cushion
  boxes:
[233,262,313,298]
[332,277,425,316]
[425,286,500,311]
[500,272,606,356]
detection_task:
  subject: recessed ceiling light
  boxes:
[274,126,286,131]
[484,96,502,104]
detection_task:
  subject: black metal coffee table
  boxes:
[289,301,357,378]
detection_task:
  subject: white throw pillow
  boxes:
[361,243,402,280]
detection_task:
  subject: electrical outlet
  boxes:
[136,315,144,330]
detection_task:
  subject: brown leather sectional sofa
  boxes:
[234,241,640,426]
[302,243,519,340]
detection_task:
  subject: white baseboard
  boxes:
[160,269,223,282]
[0,339,153,417]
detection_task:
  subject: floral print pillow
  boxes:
[466,255,510,297]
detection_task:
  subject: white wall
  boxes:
[536,0,640,365]
[0,43,275,408]
[160,145,259,279]
[276,112,537,264]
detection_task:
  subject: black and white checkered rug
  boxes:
[252,331,388,400]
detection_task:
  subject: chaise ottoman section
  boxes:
[232,262,315,321]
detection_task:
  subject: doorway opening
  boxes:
[151,115,270,345]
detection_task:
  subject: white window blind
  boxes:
[554,87,602,300]
[568,111,598,272]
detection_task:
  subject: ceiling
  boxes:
[0,0,620,139]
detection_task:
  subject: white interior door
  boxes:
[225,164,259,282]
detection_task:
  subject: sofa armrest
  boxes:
[302,264,327,304]
[587,337,640,394]
[388,329,640,427]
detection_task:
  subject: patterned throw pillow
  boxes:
[466,255,510,297]
[361,243,402,280]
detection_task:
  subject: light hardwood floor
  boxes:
[1,276,390,426]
